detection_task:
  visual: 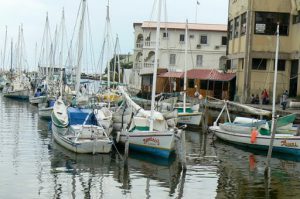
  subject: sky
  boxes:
[0,0,229,71]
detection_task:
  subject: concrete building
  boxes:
[227,0,300,103]
[131,21,227,92]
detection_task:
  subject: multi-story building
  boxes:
[227,0,300,103]
[131,21,227,91]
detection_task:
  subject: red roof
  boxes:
[159,69,236,81]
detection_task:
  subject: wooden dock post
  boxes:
[124,130,129,165]
[176,129,187,170]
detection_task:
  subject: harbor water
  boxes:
[1,95,300,198]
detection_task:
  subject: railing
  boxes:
[134,62,143,69]
[144,41,156,47]
[136,43,143,48]
[144,62,154,68]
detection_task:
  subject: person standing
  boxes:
[281,90,288,110]
[261,89,269,104]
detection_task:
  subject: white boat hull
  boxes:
[39,107,53,119]
[29,96,47,105]
[178,112,202,126]
[52,123,112,154]
[209,126,300,155]
[119,130,176,158]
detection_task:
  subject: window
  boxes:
[255,12,289,35]
[188,79,194,88]
[234,16,240,38]
[163,32,168,38]
[229,20,233,40]
[169,54,176,65]
[200,35,207,44]
[200,80,207,90]
[180,79,184,87]
[241,12,247,35]
[252,58,267,70]
[274,59,285,71]
[221,36,227,45]
[179,34,185,42]
[196,55,203,67]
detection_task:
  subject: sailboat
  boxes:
[209,25,300,156]
[51,0,112,154]
[3,26,31,100]
[174,20,202,126]
[116,0,182,158]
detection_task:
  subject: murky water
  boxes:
[1,95,300,198]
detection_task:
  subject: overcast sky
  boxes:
[0,0,228,71]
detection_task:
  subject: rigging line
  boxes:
[64,0,82,67]
[38,14,49,66]
[149,0,158,22]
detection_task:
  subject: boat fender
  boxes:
[116,131,120,143]
[250,129,258,144]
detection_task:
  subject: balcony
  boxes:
[138,62,156,75]
[136,42,143,49]
[144,41,156,48]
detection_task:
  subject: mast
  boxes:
[113,35,117,84]
[59,8,65,97]
[183,19,188,113]
[266,24,280,168]
[150,0,162,131]
[2,26,7,71]
[117,36,121,83]
[10,39,13,76]
[75,0,86,95]
[106,1,111,89]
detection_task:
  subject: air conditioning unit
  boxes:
[196,44,201,49]
[215,45,220,49]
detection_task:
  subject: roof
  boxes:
[159,69,236,81]
[137,21,227,32]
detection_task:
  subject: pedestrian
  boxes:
[250,94,255,104]
[255,94,260,104]
[261,89,269,104]
[281,90,288,110]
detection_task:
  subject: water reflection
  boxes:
[2,94,300,198]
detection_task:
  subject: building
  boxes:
[227,0,300,103]
[131,21,228,93]
[159,69,236,100]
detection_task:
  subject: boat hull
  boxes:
[209,126,300,156]
[52,123,112,154]
[29,96,47,105]
[3,89,30,100]
[119,131,175,158]
[39,107,53,119]
[178,112,202,126]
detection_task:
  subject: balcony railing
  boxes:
[144,41,156,48]
[136,42,143,48]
